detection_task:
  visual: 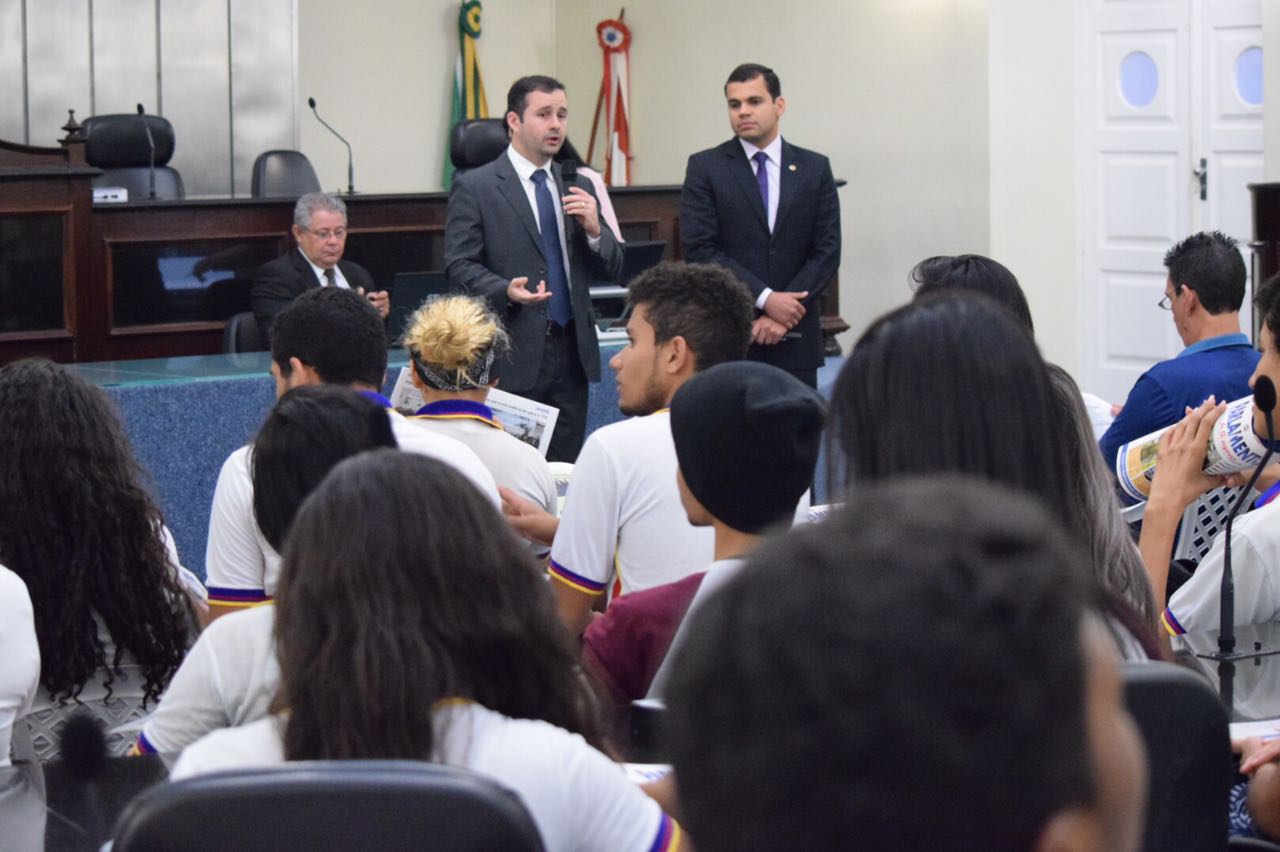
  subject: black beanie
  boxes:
[670,361,826,533]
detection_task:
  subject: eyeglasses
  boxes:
[1157,292,1174,310]
[305,227,347,240]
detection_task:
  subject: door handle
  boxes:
[1193,157,1208,201]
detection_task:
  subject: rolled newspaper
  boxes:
[1115,394,1267,501]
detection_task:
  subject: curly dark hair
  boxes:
[0,359,193,704]
[271,287,387,388]
[666,475,1095,852]
[627,262,753,371]
[273,449,607,760]
[1256,271,1280,350]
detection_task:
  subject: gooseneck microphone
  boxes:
[136,103,157,199]
[1217,375,1277,656]
[308,97,355,194]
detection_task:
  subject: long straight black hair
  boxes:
[272,449,606,760]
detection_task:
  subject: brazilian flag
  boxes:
[444,0,489,186]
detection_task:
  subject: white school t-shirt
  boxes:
[548,411,713,599]
[0,565,40,767]
[205,412,500,608]
[171,703,682,852]
[136,602,278,755]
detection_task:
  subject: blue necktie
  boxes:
[753,151,769,222]
[531,170,572,327]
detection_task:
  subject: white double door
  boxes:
[1080,0,1263,403]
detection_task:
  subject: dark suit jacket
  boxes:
[250,250,374,343]
[680,138,841,370]
[444,152,624,391]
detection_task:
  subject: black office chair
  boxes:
[1123,661,1233,852]
[112,761,546,852]
[222,311,265,354]
[82,113,185,200]
[449,118,509,180]
[251,149,322,198]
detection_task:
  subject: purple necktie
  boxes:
[753,151,769,213]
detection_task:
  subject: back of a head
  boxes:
[1163,230,1246,314]
[627,262,753,372]
[830,292,1072,521]
[666,476,1093,852]
[671,361,825,532]
[271,286,387,387]
[910,254,1034,336]
[1044,364,1156,625]
[273,450,601,760]
[251,385,398,552]
[1257,271,1280,348]
[403,294,509,392]
[0,358,190,703]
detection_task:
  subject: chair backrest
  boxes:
[1122,661,1232,852]
[83,113,184,201]
[1176,485,1247,562]
[112,760,546,852]
[251,150,321,198]
[223,311,265,354]
[449,118,509,177]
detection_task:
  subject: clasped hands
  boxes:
[753,290,809,346]
[506,188,601,305]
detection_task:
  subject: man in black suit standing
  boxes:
[445,75,624,462]
[251,192,389,344]
[681,63,841,388]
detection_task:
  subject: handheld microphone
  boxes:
[308,97,355,194]
[560,159,578,189]
[137,103,157,200]
[1218,375,1277,655]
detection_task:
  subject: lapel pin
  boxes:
[788,164,797,171]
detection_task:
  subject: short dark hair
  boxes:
[627,262,753,371]
[506,75,565,120]
[829,292,1073,522]
[1256,272,1280,351]
[725,63,780,99]
[271,287,387,387]
[251,386,397,552]
[273,450,607,761]
[666,475,1094,852]
[1163,230,1247,314]
[910,254,1034,336]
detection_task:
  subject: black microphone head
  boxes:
[560,160,578,186]
[60,712,108,780]
[308,97,317,109]
[136,103,144,114]
[1255,376,1277,415]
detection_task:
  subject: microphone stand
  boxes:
[309,97,355,194]
[136,103,156,200]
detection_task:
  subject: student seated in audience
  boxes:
[829,293,1160,657]
[401,294,558,556]
[205,286,497,620]
[0,565,39,766]
[502,261,754,636]
[1099,231,1259,468]
[582,361,824,711]
[665,476,1148,852]
[0,359,202,759]
[173,451,684,852]
[1139,271,1280,632]
[134,387,395,755]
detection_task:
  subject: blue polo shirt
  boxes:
[1098,332,1259,469]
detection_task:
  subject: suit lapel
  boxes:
[724,141,769,233]
[494,154,545,255]
[774,140,802,235]
[290,249,321,289]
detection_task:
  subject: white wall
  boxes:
[297,0,556,193]
[1266,0,1280,180]
[987,0,1078,373]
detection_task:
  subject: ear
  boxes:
[289,357,322,388]
[505,110,520,135]
[775,95,787,117]
[290,223,304,243]
[663,335,694,376]
[1031,808,1102,852]
[1181,285,1202,313]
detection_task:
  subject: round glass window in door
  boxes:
[1235,46,1263,106]
[1119,51,1159,108]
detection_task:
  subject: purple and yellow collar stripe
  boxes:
[413,399,503,430]
[648,814,682,851]
[1161,607,1187,636]
[131,730,159,755]
[1256,482,1280,510]
[208,587,272,608]
[357,389,394,410]
[547,559,606,596]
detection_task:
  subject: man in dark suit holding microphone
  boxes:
[681,63,841,388]
[445,75,624,462]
